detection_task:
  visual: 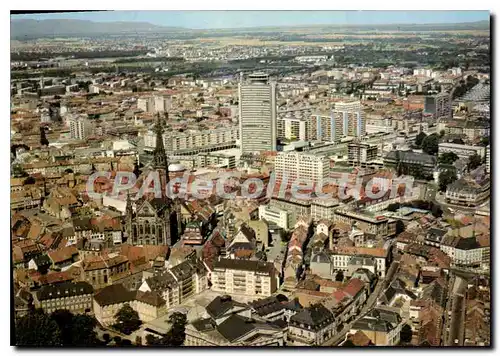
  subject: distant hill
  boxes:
[10,18,490,39]
[10,19,185,39]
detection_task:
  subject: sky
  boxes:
[11,11,490,29]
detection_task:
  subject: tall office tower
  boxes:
[239,73,277,153]
[424,92,452,119]
[274,151,330,183]
[69,116,93,140]
[332,100,366,138]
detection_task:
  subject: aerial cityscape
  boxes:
[10,10,490,347]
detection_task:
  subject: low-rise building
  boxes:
[34,281,93,314]
[288,304,336,345]
[445,177,490,207]
[350,307,403,346]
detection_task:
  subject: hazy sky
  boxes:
[11,11,490,29]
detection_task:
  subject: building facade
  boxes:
[211,258,279,298]
[239,73,277,153]
[274,151,330,182]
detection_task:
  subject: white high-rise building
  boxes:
[154,95,172,113]
[69,116,93,140]
[239,73,277,153]
[274,151,330,183]
[332,101,366,138]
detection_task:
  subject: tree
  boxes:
[50,310,99,346]
[480,137,489,147]
[335,270,344,282]
[438,169,458,192]
[439,130,445,138]
[452,138,465,144]
[50,309,73,345]
[166,312,187,346]
[422,134,439,156]
[103,333,111,344]
[15,309,62,346]
[415,132,427,147]
[146,312,187,346]
[70,314,99,346]
[40,127,49,146]
[438,152,459,165]
[400,324,413,343]
[467,153,482,171]
[113,303,142,335]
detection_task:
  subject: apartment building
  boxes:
[144,126,239,153]
[438,142,486,160]
[333,101,366,138]
[445,177,490,207]
[333,209,397,239]
[138,256,208,309]
[211,258,279,298]
[308,113,342,142]
[269,197,311,228]
[308,102,365,143]
[330,246,389,277]
[274,151,330,182]
[154,95,172,113]
[239,73,277,153]
[350,308,403,346]
[197,152,236,169]
[81,253,130,290]
[68,116,93,140]
[277,117,310,141]
[424,92,452,119]
[310,198,339,222]
[348,142,378,167]
[34,281,94,314]
[288,304,336,346]
[258,205,292,230]
[138,97,154,112]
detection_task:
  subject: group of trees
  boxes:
[415,132,440,156]
[113,303,142,335]
[438,152,459,165]
[15,309,99,346]
[438,169,458,192]
[145,312,187,346]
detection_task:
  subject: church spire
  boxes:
[153,113,170,179]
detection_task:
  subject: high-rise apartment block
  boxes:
[274,151,330,183]
[144,126,239,153]
[309,101,365,143]
[424,92,452,119]
[333,101,366,138]
[277,117,310,141]
[138,95,172,113]
[239,73,277,153]
[69,116,93,140]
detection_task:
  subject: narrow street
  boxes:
[444,275,467,346]
[322,261,400,346]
